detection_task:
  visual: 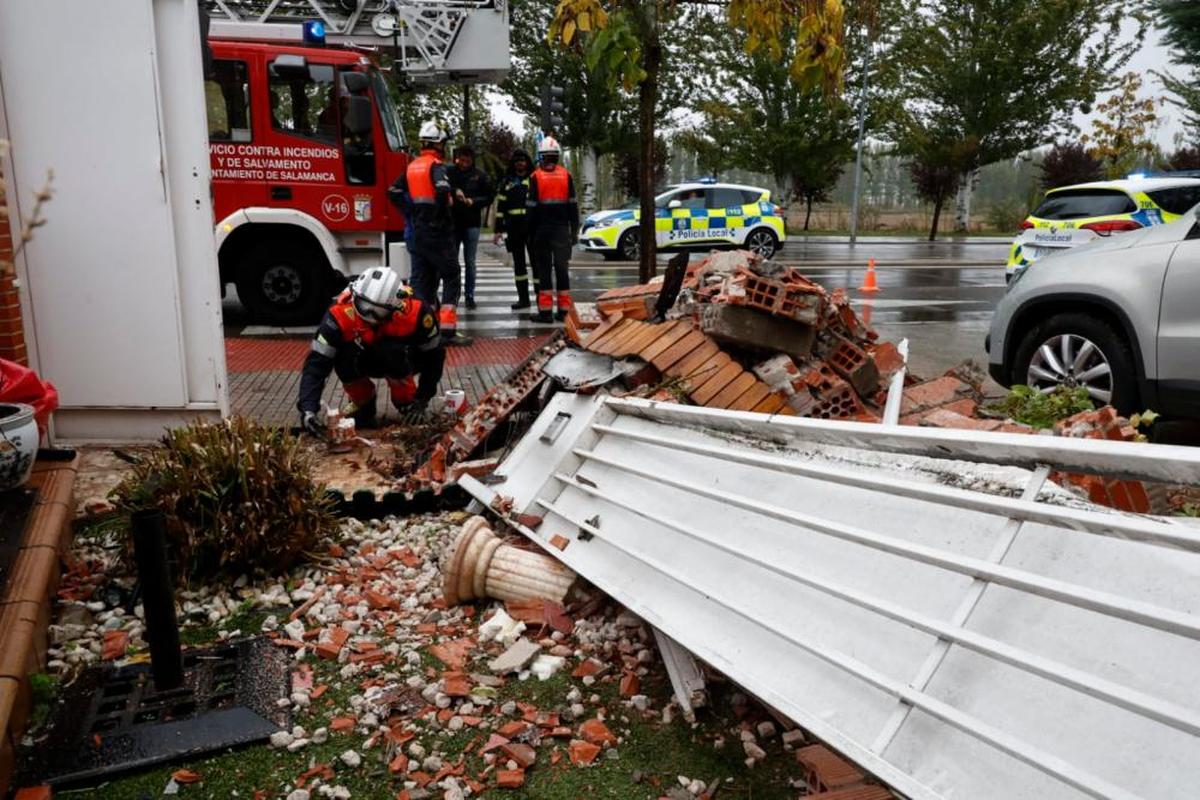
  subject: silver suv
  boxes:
[988,208,1200,416]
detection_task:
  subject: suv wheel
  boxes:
[1011,312,1138,412]
[745,228,778,259]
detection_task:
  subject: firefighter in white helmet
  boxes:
[525,136,580,323]
[388,120,472,345]
[298,267,445,433]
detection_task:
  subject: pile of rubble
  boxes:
[39,510,885,798]
[571,251,902,420]
[313,250,1153,517]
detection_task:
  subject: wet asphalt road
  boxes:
[224,239,1010,385]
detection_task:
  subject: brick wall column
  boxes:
[0,165,28,365]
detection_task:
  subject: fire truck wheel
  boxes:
[236,239,330,325]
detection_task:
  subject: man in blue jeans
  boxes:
[448,145,494,310]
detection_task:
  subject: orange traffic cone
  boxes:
[860,301,873,326]
[859,258,880,293]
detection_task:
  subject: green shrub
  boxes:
[983,384,1094,429]
[110,417,336,582]
[985,200,1027,233]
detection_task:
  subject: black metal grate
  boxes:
[25,637,290,787]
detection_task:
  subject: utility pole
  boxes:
[848,34,872,245]
[462,85,471,145]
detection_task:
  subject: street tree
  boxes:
[892,0,1147,232]
[1039,143,1103,191]
[548,0,849,282]
[673,101,744,180]
[503,0,627,213]
[1081,72,1160,178]
[907,131,976,240]
[1162,145,1200,171]
[477,119,522,183]
[613,134,670,198]
[1155,0,1200,143]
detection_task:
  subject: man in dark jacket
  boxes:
[389,120,471,346]
[297,267,445,433]
[493,148,535,310]
[526,136,579,323]
[448,145,494,310]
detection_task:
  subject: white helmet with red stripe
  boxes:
[538,136,562,164]
[351,267,404,324]
[419,120,446,145]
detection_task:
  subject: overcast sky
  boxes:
[489,17,1188,151]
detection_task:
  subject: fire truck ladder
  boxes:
[203,0,507,82]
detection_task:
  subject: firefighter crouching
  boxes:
[388,120,472,346]
[298,267,445,434]
[493,148,536,311]
[526,136,579,323]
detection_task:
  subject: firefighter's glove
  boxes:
[301,411,325,438]
[395,400,430,426]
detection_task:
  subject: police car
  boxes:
[578,181,787,260]
[1006,176,1200,280]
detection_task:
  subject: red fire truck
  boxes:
[203,2,510,324]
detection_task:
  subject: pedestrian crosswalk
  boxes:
[457,254,561,336]
[232,248,595,340]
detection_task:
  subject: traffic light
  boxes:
[540,84,565,134]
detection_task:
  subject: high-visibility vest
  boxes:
[407,149,441,204]
[329,292,425,346]
[534,167,571,204]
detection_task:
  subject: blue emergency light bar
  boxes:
[303,19,326,45]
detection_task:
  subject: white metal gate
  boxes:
[463,394,1200,800]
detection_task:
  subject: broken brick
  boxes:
[578,718,618,747]
[620,671,641,698]
[443,671,472,697]
[568,739,602,766]
[500,742,537,768]
[480,733,510,754]
[101,630,129,661]
[496,769,526,789]
[329,717,356,732]
[364,588,396,610]
[388,753,409,774]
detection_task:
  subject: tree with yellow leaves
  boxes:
[548,0,848,281]
[1082,73,1161,179]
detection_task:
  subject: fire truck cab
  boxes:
[206,40,409,324]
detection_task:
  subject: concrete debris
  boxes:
[487,638,542,674]
[529,653,566,681]
[478,609,526,647]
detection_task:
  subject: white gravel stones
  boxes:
[286,790,311,800]
[269,731,294,748]
[756,721,777,739]
[743,741,767,761]
[312,727,329,745]
[339,749,362,768]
